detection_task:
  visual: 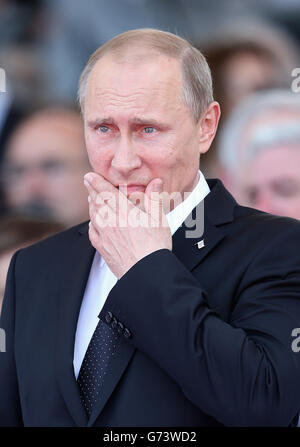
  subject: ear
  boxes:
[197,101,221,155]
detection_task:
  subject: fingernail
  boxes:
[84,173,93,183]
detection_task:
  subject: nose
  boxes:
[111,135,142,177]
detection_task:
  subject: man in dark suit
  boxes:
[1,29,300,427]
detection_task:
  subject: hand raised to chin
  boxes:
[84,172,172,279]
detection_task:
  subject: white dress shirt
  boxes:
[73,170,210,378]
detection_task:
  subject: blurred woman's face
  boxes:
[221,51,279,116]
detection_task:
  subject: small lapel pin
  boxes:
[195,239,205,250]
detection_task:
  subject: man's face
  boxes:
[84,53,213,212]
[239,145,300,220]
[2,113,90,226]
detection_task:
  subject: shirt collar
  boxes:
[99,170,209,267]
[166,170,209,236]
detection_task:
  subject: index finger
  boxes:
[84,172,117,194]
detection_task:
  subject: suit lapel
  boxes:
[172,179,236,269]
[55,225,95,427]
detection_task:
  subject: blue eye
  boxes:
[97,125,110,133]
[144,127,156,134]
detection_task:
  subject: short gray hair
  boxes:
[78,28,213,121]
[218,89,300,173]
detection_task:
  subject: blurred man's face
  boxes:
[240,145,300,220]
[83,52,219,212]
[2,112,90,226]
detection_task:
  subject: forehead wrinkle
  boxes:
[95,85,171,99]
[93,84,180,115]
[95,88,147,104]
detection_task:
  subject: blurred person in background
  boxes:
[198,19,299,177]
[0,106,90,227]
[0,214,63,313]
[217,89,300,220]
[0,45,46,115]
[0,2,49,215]
[0,83,24,217]
[203,20,297,119]
[0,0,42,47]
[0,84,24,165]
[0,43,48,216]
[0,0,48,159]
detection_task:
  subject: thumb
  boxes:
[144,178,164,215]
[148,178,163,194]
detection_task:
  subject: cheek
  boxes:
[144,137,196,181]
[144,150,175,176]
[278,196,300,210]
[152,135,185,165]
[86,142,111,174]
[85,132,103,168]
[171,131,200,163]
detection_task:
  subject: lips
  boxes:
[118,184,146,193]
[126,185,146,193]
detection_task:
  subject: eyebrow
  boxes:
[87,117,112,128]
[87,116,166,128]
[132,117,162,127]
[272,178,300,190]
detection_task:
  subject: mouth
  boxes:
[117,184,146,193]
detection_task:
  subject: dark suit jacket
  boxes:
[1,179,300,427]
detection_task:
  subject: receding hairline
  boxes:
[78,28,214,120]
[86,28,195,62]
[90,47,181,68]
[80,31,193,99]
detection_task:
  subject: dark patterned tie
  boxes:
[77,318,119,416]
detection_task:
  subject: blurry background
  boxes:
[0,0,300,312]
